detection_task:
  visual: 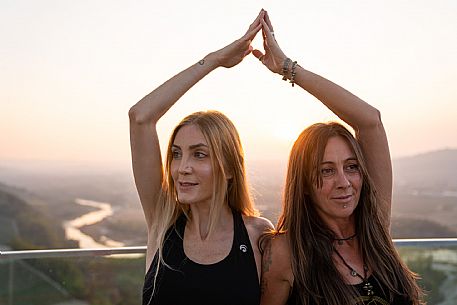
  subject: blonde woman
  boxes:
[129,10,272,305]
[255,11,424,305]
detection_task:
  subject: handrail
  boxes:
[393,238,457,247]
[1,238,457,260]
[0,246,146,260]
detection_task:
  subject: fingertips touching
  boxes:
[255,9,265,23]
[265,11,274,30]
[260,19,273,38]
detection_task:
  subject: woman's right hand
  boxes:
[208,9,265,68]
[252,11,288,75]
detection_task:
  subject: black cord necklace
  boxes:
[333,233,357,245]
[333,248,374,297]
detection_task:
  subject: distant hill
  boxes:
[391,217,457,238]
[0,162,139,209]
[0,183,76,249]
[1,148,456,244]
[393,148,457,191]
[391,149,457,237]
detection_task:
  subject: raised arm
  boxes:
[253,12,392,224]
[129,11,264,231]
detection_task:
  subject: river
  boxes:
[64,198,124,248]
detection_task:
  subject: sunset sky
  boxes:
[1,0,456,169]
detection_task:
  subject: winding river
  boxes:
[64,198,124,248]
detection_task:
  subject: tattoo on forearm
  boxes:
[263,239,272,272]
[260,277,269,295]
[198,59,205,65]
[260,239,273,295]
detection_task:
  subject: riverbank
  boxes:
[64,199,125,248]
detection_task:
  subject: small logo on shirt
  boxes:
[239,244,248,253]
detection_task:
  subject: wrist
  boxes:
[280,57,299,87]
[201,52,222,70]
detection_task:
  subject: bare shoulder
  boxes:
[242,215,274,236]
[261,233,293,296]
[264,233,292,267]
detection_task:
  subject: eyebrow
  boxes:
[320,157,358,165]
[172,143,209,150]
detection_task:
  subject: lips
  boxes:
[179,182,198,187]
[332,194,353,202]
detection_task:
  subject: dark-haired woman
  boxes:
[254,11,424,305]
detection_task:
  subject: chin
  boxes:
[340,209,356,219]
[177,196,205,205]
[177,198,194,205]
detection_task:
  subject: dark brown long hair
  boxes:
[275,122,423,305]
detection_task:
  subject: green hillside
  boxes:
[0,184,75,250]
[0,186,144,305]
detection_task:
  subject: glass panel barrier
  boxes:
[1,240,457,305]
[0,248,146,305]
[397,242,457,305]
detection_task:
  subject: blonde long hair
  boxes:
[148,110,258,300]
[275,122,423,305]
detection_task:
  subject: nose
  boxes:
[178,156,192,175]
[335,170,351,189]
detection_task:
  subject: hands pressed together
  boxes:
[209,9,288,75]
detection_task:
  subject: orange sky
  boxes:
[1,1,456,167]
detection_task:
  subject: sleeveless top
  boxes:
[142,210,260,305]
[287,274,412,305]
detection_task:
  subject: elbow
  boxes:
[365,107,383,129]
[372,108,383,127]
[128,105,147,125]
[354,107,383,132]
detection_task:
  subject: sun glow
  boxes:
[271,121,302,143]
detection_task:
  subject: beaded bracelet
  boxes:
[282,58,291,81]
[289,61,298,87]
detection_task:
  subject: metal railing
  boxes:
[1,239,456,305]
[0,246,146,260]
[1,238,457,260]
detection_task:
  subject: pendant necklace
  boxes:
[333,233,357,245]
[333,248,374,297]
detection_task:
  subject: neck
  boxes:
[187,202,232,240]
[324,216,356,240]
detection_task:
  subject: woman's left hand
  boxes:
[252,11,288,75]
[208,10,264,68]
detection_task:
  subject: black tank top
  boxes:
[287,274,412,305]
[142,210,260,305]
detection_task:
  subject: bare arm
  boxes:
[253,12,392,224]
[128,11,265,231]
[285,67,392,224]
[243,216,275,280]
[129,58,218,230]
[260,235,293,305]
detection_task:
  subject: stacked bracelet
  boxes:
[290,61,298,87]
[281,58,298,87]
[282,58,291,81]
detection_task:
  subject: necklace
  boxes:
[333,248,374,297]
[333,233,357,245]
